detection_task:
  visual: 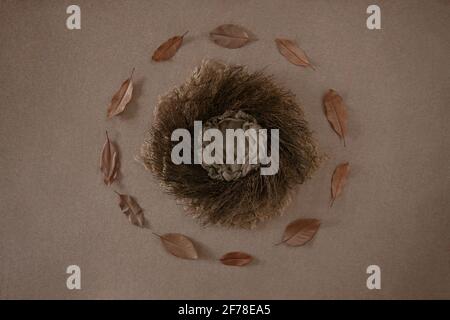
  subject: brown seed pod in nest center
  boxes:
[140,60,320,228]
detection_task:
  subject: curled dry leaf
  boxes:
[220,252,253,267]
[156,233,198,260]
[107,68,134,118]
[114,191,146,227]
[209,24,253,49]
[330,162,350,207]
[152,31,188,62]
[100,131,120,185]
[323,89,348,146]
[275,38,315,70]
[278,218,321,247]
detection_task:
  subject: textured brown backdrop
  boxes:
[0,0,449,299]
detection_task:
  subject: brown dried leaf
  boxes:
[323,89,348,146]
[330,162,350,207]
[152,31,188,62]
[209,24,253,49]
[100,131,120,185]
[107,68,134,118]
[278,218,321,247]
[114,191,146,227]
[275,38,315,69]
[220,252,253,266]
[157,233,198,260]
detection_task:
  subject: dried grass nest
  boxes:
[141,60,320,228]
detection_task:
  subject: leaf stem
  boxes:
[152,231,162,238]
[275,237,289,246]
[329,197,335,208]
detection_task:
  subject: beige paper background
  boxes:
[0,0,449,299]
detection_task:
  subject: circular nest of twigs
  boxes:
[141,60,320,228]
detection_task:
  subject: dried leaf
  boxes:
[275,38,315,69]
[107,68,134,118]
[152,31,188,62]
[220,252,253,266]
[115,191,146,227]
[209,24,253,49]
[100,131,120,185]
[157,233,198,260]
[278,218,321,247]
[330,162,350,207]
[323,89,348,146]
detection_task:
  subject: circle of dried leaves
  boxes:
[101,24,350,266]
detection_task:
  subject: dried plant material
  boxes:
[330,162,350,207]
[220,252,253,266]
[209,24,253,49]
[100,131,120,185]
[323,89,348,146]
[152,31,188,62]
[275,38,315,70]
[114,191,146,227]
[107,68,134,118]
[141,60,320,228]
[155,233,198,260]
[202,110,262,181]
[278,218,321,246]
